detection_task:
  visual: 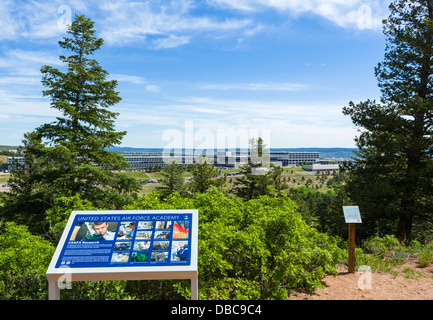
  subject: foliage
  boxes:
[188,156,226,194]
[1,15,140,228]
[288,186,350,238]
[343,0,433,244]
[156,161,187,199]
[418,243,433,267]
[356,234,433,273]
[44,194,97,243]
[0,222,55,299]
[1,132,52,228]
[126,188,346,299]
[362,235,402,258]
[232,138,288,200]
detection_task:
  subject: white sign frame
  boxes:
[46,210,198,300]
[342,206,362,224]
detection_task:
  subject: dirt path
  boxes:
[291,262,433,300]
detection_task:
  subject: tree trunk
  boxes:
[397,214,413,246]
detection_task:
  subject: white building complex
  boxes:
[8,150,348,172]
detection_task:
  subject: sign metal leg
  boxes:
[48,281,60,300]
[191,278,198,300]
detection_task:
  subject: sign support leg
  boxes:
[348,223,356,273]
[48,281,60,300]
[191,278,198,300]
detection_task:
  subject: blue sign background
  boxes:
[55,213,192,268]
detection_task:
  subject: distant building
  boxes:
[303,163,339,172]
[270,152,320,166]
[122,154,194,169]
[215,151,321,168]
[8,151,353,171]
[7,156,25,170]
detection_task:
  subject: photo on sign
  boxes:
[136,231,152,240]
[131,252,149,263]
[137,221,153,229]
[156,221,172,229]
[114,241,132,251]
[151,251,168,262]
[117,221,136,240]
[171,241,189,262]
[154,230,171,240]
[173,221,189,239]
[111,252,129,263]
[153,240,170,250]
[69,222,118,241]
[133,241,151,251]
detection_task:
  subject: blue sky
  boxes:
[0,0,391,149]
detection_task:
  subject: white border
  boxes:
[46,210,198,282]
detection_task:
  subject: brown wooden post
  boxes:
[348,223,356,273]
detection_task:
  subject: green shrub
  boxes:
[0,222,55,299]
[362,234,401,257]
[0,188,346,300]
[126,188,346,299]
[418,243,433,267]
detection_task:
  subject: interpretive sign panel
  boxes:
[46,210,198,285]
[343,206,362,224]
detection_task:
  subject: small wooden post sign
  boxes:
[343,206,362,273]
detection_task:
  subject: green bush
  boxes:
[418,243,433,267]
[126,188,346,299]
[362,234,401,257]
[0,188,346,300]
[0,222,55,299]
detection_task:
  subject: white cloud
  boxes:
[0,0,71,41]
[0,49,62,72]
[112,95,356,148]
[109,74,147,85]
[145,85,161,92]
[0,77,41,86]
[208,0,389,30]
[153,35,191,49]
[0,90,55,118]
[97,0,253,46]
[197,82,307,91]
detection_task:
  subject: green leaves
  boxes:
[188,156,226,194]
[0,222,55,299]
[128,189,345,299]
[156,162,187,199]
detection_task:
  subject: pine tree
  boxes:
[156,161,186,199]
[2,15,140,225]
[343,0,433,244]
[232,138,273,200]
[188,156,226,194]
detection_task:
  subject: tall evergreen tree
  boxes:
[343,0,433,244]
[188,156,226,194]
[156,161,186,199]
[232,138,273,200]
[2,15,140,226]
